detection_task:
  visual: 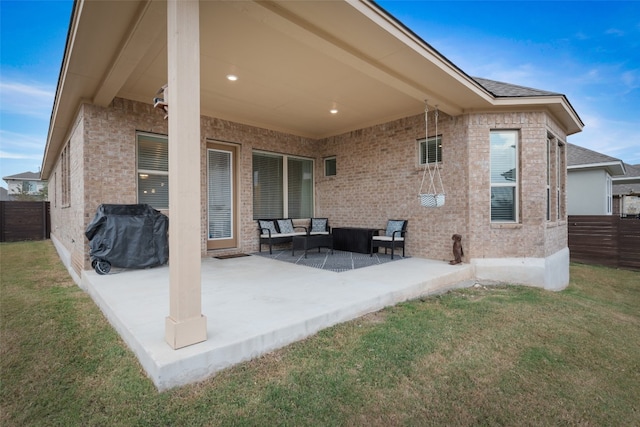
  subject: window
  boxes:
[547,136,566,221]
[137,133,168,209]
[253,151,314,219]
[21,181,35,194]
[557,142,565,219]
[53,172,57,208]
[547,137,552,221]
[419,136,442,164]
[606,174,612,215]
[490,130,518,222]
[324,157,336,176]
[208,148,233,240]
[61,143,70,207]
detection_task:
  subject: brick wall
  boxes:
[48,98,569,271]
[49,110,87,276]
[315,112,468,261]
[465,111,568,260]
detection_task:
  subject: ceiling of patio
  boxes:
[64,0,493,141]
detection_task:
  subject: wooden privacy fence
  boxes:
[0,201,51,242]
[568,215,640,271]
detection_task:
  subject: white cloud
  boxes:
[570,116,640,165]
[0,150,42,160]
[0,79,55,119]
[0,129,46,151]
[605,28,625,37]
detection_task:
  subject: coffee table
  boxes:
[292,234,334,258]
[332,227,379,254]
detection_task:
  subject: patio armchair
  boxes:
[370,219,408,259]
[309,217,330,234]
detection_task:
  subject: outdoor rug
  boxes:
[252,249,407,272]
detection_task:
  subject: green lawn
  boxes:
[2,240,639,426]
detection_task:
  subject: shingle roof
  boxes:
[472,77,561,97]
[567,143,621,167]
[623,163,640,177]
[613,163,640,195]
[2,171,41,181]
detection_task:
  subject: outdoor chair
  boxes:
[309,217,330,234]
[370,219,408,259]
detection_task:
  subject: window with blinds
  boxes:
[137,133,168,209]
[490,130,518,222]
[287,157,314,218]
[547,137,552,221]
[61,143,70,207]
[252,151,313,219]
[419,136,442,164]
[208,149,232,239]
[547,136,566,222]
[557,142,565,219]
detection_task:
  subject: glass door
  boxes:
[207,142,238,250]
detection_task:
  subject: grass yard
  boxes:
[1,240,639,426]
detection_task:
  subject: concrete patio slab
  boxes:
[81,255,474,390]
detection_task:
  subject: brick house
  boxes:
[41,1,582,348]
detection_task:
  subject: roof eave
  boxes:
[568,161,626,176]
[493,95,584,135]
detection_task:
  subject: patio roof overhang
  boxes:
[41,0,583,178]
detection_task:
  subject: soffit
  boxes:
[43,0,582,176]
[63,0,492,140]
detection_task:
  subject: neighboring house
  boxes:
[567,143,626,215]
[41,1,583,348]
[0,187,10,201]
[613,163,640,216]
[2,171,47,200]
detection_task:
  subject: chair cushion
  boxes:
[259,220,278,235]
[373,235,404,242]
[310,218,328,233]
[277,219,294,234]
[386,220,405,237]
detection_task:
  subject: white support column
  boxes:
[165,0,207,349]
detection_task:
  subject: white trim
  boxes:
[568,161,626,176]
[471,247,569,291]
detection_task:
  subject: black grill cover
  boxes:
[85,204,169,269]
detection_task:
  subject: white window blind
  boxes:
[137,133,168,209]
[419,136,442,164]
[547,137,552,221]
[287,157,314,218]
[253,152,283,218]
[490,130,518,222]
[252,152,313,219]
[208,149,232,239]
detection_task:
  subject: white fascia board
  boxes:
[568,161,626,176]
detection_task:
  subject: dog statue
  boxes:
[449,234,463,265]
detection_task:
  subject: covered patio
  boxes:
[81,254,474,390]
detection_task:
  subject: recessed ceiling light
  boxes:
[226,74,238,81]
[330,109,338,114]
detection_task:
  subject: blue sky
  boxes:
[1,1,639,189]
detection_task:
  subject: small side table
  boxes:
[292,234,334,258]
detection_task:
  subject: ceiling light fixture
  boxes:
[226,74,238,81]
[330,108,338,114]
